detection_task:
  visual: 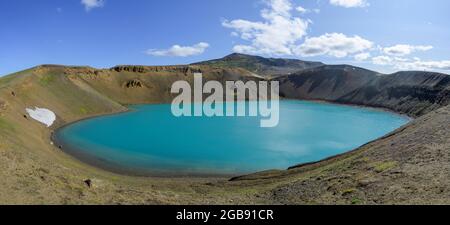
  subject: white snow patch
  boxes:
[26,107,56,127]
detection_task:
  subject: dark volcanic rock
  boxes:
[276,65,450,117]
[112,66,148,73]
[84,179,92,188]
[123,79,144,88]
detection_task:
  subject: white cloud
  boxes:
[222,0,309,56]
[223,0,372,58]
[406,60,450,71]
[382,44,433,56]
[295,33,373,58]
[372,55,450,71]
[81,0,105,11]
[221,0,446,73]
[372,55,393,65]
[354,52,371,61]
[146,42,209,57]
[296,6,320,14]
[296,6,307,13]
[330,0,369,8]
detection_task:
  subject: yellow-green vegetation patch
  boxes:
[0,76,14,86]
[341,188,356,196]
[0,72,23,87]
[360,157,370,163]
[0,117,15,131]
[80,107,89,114]
[39,74,56,86]
[373,161,397,173]
[351,198,363,205]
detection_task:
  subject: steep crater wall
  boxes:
[276,66,450,117]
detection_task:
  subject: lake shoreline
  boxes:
[51,99,411,178]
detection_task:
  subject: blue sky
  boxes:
[1,0,450,76]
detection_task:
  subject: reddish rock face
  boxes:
[111,65,203,75]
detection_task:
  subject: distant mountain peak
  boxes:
[223,53,250,58]
[193,53,324,77]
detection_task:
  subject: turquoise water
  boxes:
[55,101,409,176]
